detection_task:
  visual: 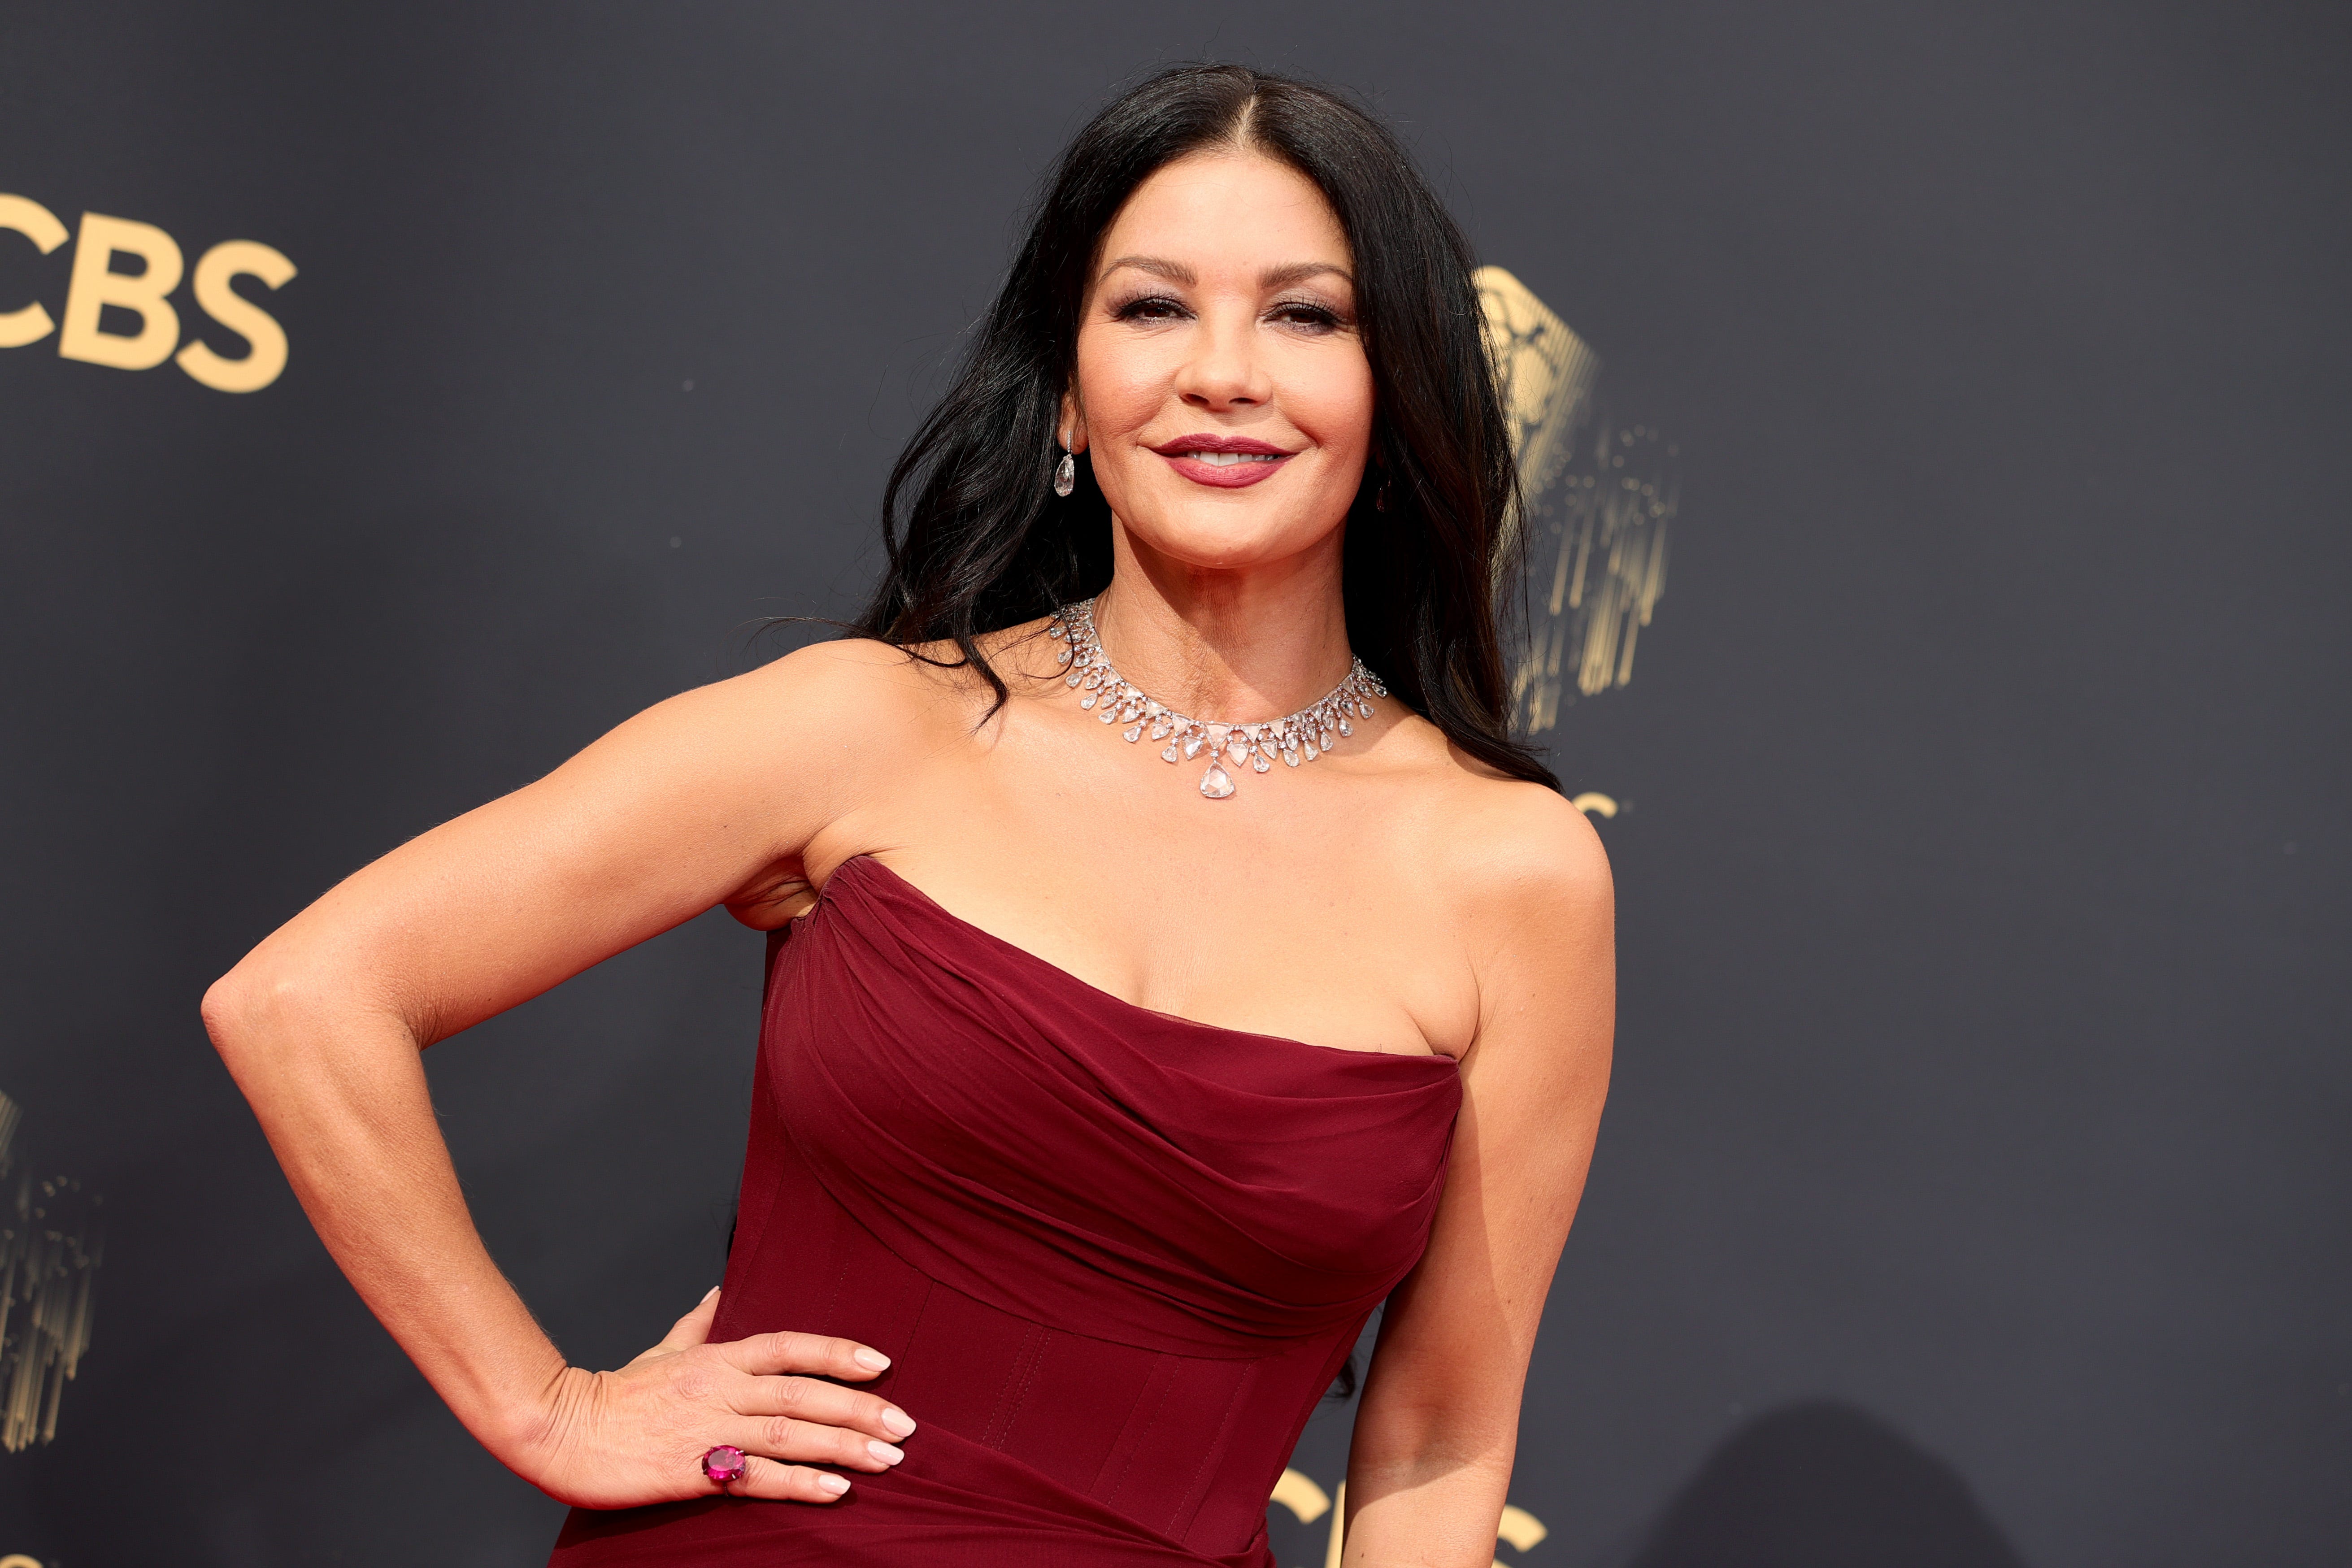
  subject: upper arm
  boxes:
[209,638,921,1047]
[1359,789,1616,1455]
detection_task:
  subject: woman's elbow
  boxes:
[201,958,328,1071]
[201,967,255,1055]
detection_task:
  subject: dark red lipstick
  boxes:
[1148,433,1299,489]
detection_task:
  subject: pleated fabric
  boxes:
[550,854,1461,1565]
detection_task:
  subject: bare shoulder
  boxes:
[730,618,1056,721]
[1397,739,1615,1067]
[730,634,940,721]
[585,636,955,829]
[1377,718,1611,923]
[1437,767,1612,922]
[703,624,1053,799]
[1368,723,1614,1032]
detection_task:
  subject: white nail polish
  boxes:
[882,1407,916,1438]
[868,1440,904,1465]
[819,1473,851,1495]
[853,1347,891,1371]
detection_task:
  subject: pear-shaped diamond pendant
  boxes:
[1050,598,1387,802]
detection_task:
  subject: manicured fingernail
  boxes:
[853,1348,890,1371]
[867,1440,904,1465]
[881,1407,915,1438]
[701,1286,720,1302]
[818,1473,850,1495]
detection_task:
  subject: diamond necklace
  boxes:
[1047,597,1388,800]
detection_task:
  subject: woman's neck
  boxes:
[1091,530,1354,721]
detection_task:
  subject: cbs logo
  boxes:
[0,193,294,393]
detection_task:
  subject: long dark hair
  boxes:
[854,64,1558,791]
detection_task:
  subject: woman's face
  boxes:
[1065,150,1374,578]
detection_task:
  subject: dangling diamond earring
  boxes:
[1053,450,1076,498]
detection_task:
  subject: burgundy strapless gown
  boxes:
[549,854,1461,1565]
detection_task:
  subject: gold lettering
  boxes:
[175,239,296,392]
[0,193,70,348]
[58,211,183,370]
[1269,1470,1551,1567]
[1269,1466,1332,1524]
[1496,1502,1549,1558]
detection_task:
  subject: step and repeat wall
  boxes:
[2,4,2345,1564]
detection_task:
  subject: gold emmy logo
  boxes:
[0,194,295,392]
[1477,265,1676,735]
[0,1091,101,1454]
[1477,265,1676,817]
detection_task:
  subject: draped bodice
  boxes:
[551,854,1462,1565]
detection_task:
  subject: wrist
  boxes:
[470,1356,586,1475]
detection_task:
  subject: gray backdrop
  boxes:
[2,2,2346,1564]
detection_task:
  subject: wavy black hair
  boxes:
[854,63,1558,791]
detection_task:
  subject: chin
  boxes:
[1120,498,1342,574]
[1133,523,1318,573]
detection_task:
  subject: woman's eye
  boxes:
[1271,302,1344,331]
[1114,295,1188,322]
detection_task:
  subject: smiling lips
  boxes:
[1149,434,1298,489]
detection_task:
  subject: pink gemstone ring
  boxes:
[700,1445,749,1488]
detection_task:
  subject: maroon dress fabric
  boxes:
[549,854,1461,1566]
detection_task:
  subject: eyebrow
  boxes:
[1097,256,1355,289]
[1260,261,1353,289]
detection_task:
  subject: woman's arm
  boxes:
[1342,791,1616,1566]
[201,641,927,1506]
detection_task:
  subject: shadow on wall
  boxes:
[1624,1401,2028,1568]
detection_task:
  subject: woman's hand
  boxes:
[517,1289,919,1507]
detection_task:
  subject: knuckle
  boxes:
[759,1415,804,1451]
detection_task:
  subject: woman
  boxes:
[205,64,1613,1567]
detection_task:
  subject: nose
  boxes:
[1173,307,1270,412]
